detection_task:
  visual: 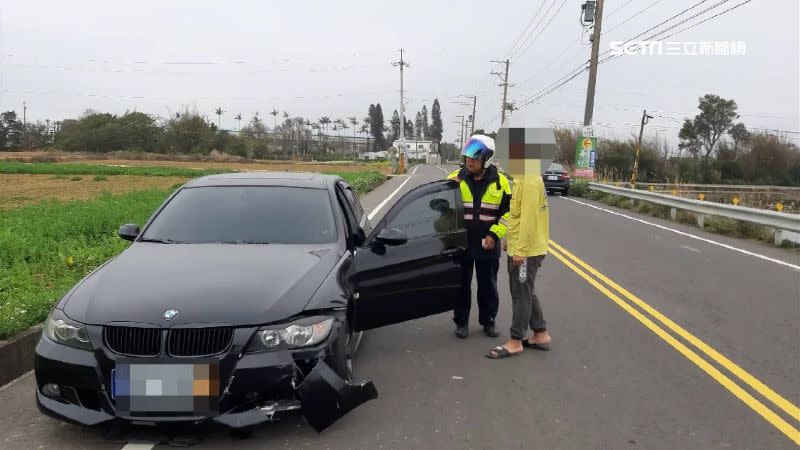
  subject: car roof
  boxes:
[183,171,341,189]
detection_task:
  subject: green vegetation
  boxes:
[0,170,385,338]
[0,161,234,177]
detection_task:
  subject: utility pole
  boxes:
[455,115,465,149]
[392,49,410,153]
[22,102,27,130]
[467,96,477,135]
[583,0,604,127]
[491,60,510,124]
[630,109,653,188]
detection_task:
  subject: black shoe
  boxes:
[455,325,469,339]
[483,325,500,338]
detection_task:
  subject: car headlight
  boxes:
[45,310,92,350]
[246,316,335,352]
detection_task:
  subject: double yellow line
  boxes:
[547,240,800,445]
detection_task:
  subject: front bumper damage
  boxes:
[34,327,377,433]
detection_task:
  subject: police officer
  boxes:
[447,135,511,338]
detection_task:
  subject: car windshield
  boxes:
[141,186,337,244]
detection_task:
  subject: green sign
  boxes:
[575,136,597,178]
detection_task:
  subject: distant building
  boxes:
[393,139,441,164]
[362,151,389,160]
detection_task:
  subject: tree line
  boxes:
[0,99,447,160]
[553,95,800,186]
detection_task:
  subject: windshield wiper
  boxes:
[220,240,271,244]
[138,237,185,244]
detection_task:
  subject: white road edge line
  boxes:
[366,165,418,221]
[436,165,451,174]
[121,444,157,450]
[561,196,800,272]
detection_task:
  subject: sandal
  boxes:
[486,345,522,359]
[521,340,551,351]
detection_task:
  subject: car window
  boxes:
[141,186,337,244]
[547,163,565,172]
[385,187,459,240]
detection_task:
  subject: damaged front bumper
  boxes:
[34,327,377,432]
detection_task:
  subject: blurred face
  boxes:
[464,156,484,174]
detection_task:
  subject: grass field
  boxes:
[0,161,232,177]
[0,168,386,339]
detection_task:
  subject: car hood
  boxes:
[62,242,341,326]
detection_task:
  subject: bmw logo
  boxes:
[163,309,179,321]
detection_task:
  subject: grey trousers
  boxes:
[507,255,547,340]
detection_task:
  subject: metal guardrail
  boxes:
[632,182,800,192]
[588,183,800,245]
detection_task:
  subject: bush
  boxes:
[57,111,161,153]
[569,180,589,197]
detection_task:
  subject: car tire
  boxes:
[324,321,353,382]
[563,188,569,196]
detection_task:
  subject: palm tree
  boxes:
[319,117,331,135]
[234,113,242,131]
[348,117,359,158]
[270,109,279,130]
[252,112,261,124]
[215,107,223,130]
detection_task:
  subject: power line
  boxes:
[601,0,667,37]
[605,0,638,18]
[514,30,589,90]
[502,1,550,60]
[597,0,717,59]
[516,0,750,110]
[593,0,743,67]
[651,0,752,42]
[511,0,572,63]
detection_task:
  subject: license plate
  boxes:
[112,363,219,415]
[547,175,558,181]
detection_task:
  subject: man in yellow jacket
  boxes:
[487,170,552,358]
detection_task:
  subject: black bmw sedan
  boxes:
[34,172,468,432]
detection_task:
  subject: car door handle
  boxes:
[441,247,466,256]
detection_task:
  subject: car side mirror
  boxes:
[351,227,366,247]
[118,223,140,241]
[375,228,407,246]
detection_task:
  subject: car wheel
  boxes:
[563,188,569,196]
[324,321,353,382]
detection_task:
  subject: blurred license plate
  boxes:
[112,363,219,414]
[547,175,558,181]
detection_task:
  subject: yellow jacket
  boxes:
[506,175,549,257]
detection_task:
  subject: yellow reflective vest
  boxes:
[447,166,511,254]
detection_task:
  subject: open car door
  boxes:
[351,180,468,332]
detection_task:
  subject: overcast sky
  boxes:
[1,0,798,146]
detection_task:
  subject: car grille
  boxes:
[167,327,234,357]
[104,326,161,356]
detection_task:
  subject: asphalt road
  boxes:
[1,164,798,449]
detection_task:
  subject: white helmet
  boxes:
[461,135,496,167]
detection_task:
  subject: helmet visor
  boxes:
[461,138,489,159]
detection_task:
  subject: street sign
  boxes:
[575,136,597,178]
